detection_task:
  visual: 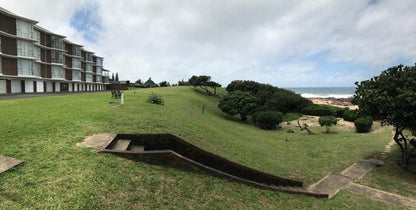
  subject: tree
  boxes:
[352,64,416,166]
[318,116,338,133]
[115,72,119,81]
[178,79,191,86]
[159,81,170,87]
[218,91,258,121]
[111,73,115,81]
[188,75,221,97]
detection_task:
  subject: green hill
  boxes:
[0,87,401,209]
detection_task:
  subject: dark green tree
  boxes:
[188,75,221,96]
[352,64,416,166]
[159,81,170,87]
[318,116,338,133]
[218,91,258,121]
[111,73,115,81]
[115,72,119,81]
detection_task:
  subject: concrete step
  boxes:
[130,145,145,152]
[111,139,131,150]
[0,155,24,174]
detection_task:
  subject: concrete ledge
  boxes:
[0,155,23,174]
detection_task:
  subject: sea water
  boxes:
[284,87,355,98]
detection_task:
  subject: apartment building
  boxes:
[0,7,110,94]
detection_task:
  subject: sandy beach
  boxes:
[309,97,358,110]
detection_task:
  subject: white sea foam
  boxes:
[301,93,353,98]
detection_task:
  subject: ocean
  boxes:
[285,87,355,98]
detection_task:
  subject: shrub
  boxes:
[218,91,259,121]
[319,116,338,133]
[287,129,295,133]
[255,111,282,130]
[354,116,373,133]
[343,109,358,122]
[301,104,337,116]
[147,93,164,105]
[335,107,348,118]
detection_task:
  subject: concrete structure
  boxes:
[0,7,110,94]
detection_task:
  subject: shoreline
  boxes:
[308,97,358,110]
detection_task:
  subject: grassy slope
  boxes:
[0,87,403,209]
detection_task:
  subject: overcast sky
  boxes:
[2,0,416,87]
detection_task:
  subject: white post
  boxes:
[121,92,124,105]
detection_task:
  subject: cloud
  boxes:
[1,0,416,86]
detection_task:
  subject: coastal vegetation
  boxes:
[353,63,416,167]
[0,87,406,209]
[318,116,338,133]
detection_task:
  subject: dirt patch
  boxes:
[310,97,358,110]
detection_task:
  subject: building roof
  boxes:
[33,25,66,38]
[0,7,38,24]
[92,55,104,59]
[63,39,83,47]
[81,48,95,54]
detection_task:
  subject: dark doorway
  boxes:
[21,80,25,93]
[52,82,55,92]
[44,81,47,92]
[6,80,11,93]
[33,81,37,93]
[60,83,68,92]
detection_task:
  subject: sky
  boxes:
[1,0,416,87]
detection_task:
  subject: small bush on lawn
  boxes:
[255,111,282,130]
[319,116,338,133]
[354,116,373,133]
[147,93,164,105]
[301,104,337,116]
[287,129,295,133]
[343,109,358,122]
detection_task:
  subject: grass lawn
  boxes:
[0,86,406,209]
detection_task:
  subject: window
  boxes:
[51,51,63,64]
[33,63,41,76]
[16,20,33,39]
[17,40,34,57]
[72,71,81,81]
[96,58,102,66]
[96,66,102,75]
[34,47,41,60]
[51,36,63,49]
[96,75,102,82]
[86,73,93,82]
[86,53,92,61]
[33,30,40,43]
[86,63,92,72]
[72,58,81,69]
[18,59,33,76]
[0,57,2,74]
[72,46,81,57]
[52,66,64,79]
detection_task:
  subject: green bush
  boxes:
[287,129,295,133]
[354,116,373,133]
[343,109,358,122]
[147,93,164,105]
[319,116,338,133]
[255,111,282,130]
[335,107,348,118]
[301,104,337,116]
